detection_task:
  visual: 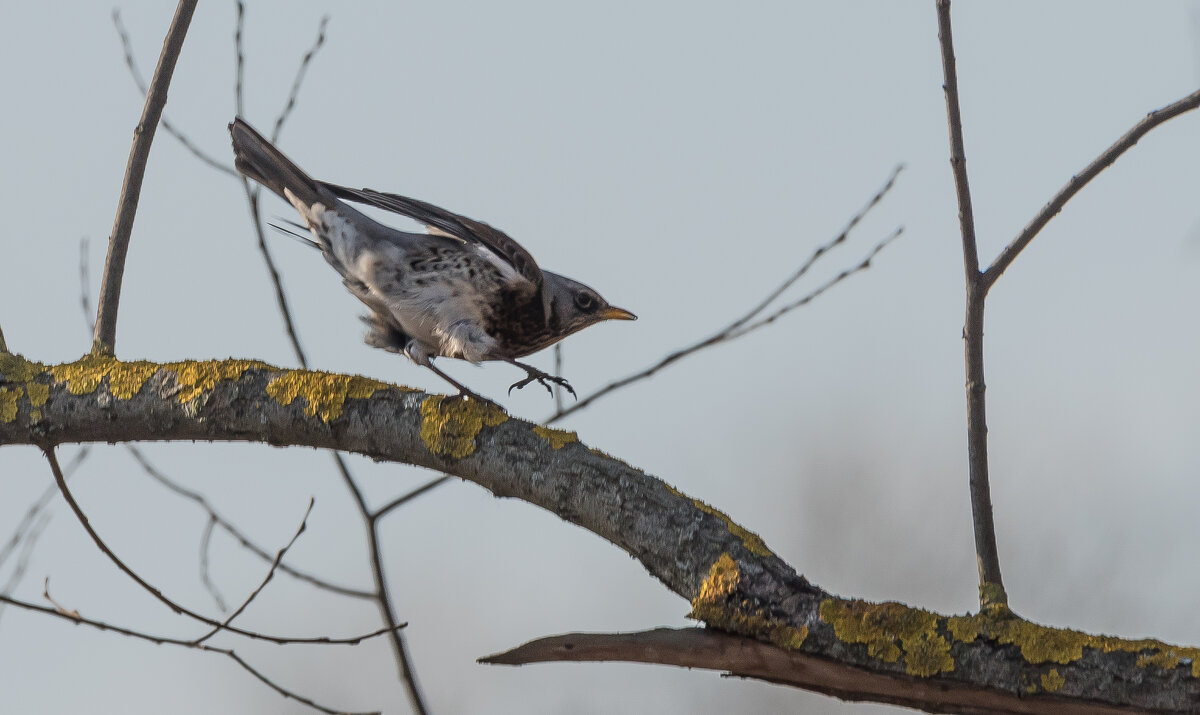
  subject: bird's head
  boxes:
[542,271,636,342]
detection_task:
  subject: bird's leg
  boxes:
[421,361,494,404]
[503,358,576,399]
[404,342,494,403]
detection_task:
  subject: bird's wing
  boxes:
[321,183,546,297]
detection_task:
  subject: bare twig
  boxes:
[126,445,372,600]
[270,16,329,143]
[0,516,50,625]
[548,165,904,424]
[981,86,1200,291]
[552,344,565,413]
[241,180,312,367]
[41,578,80,619]
[235,1,246,118]
[78,238,95,335]
[936,0,1006,609]
[0,592,378,715]
[0,448,90,572]
[198,516,229,612]
[112,10,238,177]
[373,476,452,520]
[333,455,430,715]
[725,228,903,340]
[728,164,904,335]
[194,498,315,645]
[93,0,198,354]
[44,447,400,646]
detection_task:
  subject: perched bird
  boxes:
[229,118,635,401]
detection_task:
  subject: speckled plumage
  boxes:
[229,118,635,399]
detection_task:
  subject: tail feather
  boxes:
[229,118,326,208]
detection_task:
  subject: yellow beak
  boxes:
[600,306,637,321]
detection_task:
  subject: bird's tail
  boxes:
[229,118,325,208]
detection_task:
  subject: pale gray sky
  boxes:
[1,2,1199,713]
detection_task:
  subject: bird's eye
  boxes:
[574,291,596,311]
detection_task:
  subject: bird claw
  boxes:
[508,369,576,399]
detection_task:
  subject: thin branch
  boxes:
[549,210,905,423]
[93,0,198,354]
[198,516,229,612]
[0,517,50,625]
[0,592,378,715]
[235,1,246,119]
[126,445,372,600]
[270,16,329,143]
[112,10,238,177]
[373,476,452,520]
[44,447,399,646]
[725,228,903,340]
[936,0,1005,607]
[333,453,430,715]
[240,180,311,367]
[936,1,980,280]
[194,498,314,645]
[0,448,90,572]
[552,344,565,413]
[728,164,904,335]
[981,86,1200,291]
[78,237,95,335]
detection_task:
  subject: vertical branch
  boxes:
[92,0,198,354]
[935,0,1006,610]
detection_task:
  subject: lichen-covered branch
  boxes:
[1,353,1199,712]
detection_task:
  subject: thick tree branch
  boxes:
[3,355,1199,713]
[93,0,198,354]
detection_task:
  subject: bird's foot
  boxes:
[506,362,576,399]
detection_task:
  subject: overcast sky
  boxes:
[2,2,1199,713]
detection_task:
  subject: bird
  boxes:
[228,118,636,402]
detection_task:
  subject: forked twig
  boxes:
[271,16,329,143]
[126,445,372,601]
[193,498,315,645]
[548,166,905,423]
[0,592,378,715]
[112,10,237,177]
[44,447,400,646]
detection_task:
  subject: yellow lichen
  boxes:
[1040,668,1065,692]
[819,599,954,677]
[419,395,508,459]
[25,382,49,408]
[695,553,740,603]
[531,425,577,449]
[265,371,390,422]
[0,386,19,423]
[165,359,271,404]
[0,353,46,382]
[978,581,1009,614]
[946,610,1200,676]
[688,553,808,650]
